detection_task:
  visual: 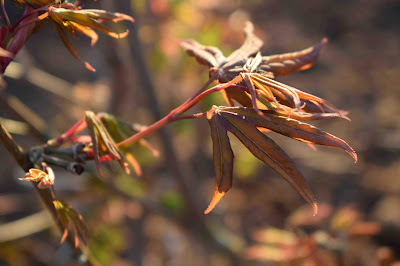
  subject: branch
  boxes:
[0,122,28,169]
[0,122,94,265]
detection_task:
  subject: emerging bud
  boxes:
[19,168,55,189]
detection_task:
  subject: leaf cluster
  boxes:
[181,22,357,214]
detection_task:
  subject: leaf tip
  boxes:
[85,62,96,72]
[352,152,358,163]
[312,201,318,216]
[346,146,358,163]
[204,187,225,214]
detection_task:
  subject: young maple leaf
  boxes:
[53,200,88,248]
[47,112,158,177]
[85,111,130,176]
[238,68,349,120]
[99,113,159,176]
[180,22,263,83]
[9,1,133,71]
[204,106,357,214]
[180,22,325,82]
[180,22,347,119]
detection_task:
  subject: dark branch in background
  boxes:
[0,122,95,266]
[104,0,241,262]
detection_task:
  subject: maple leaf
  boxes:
[9,1,133,71]
[205,106,357,214]
[44,6,133,71]
[47,112,158,177]
[85,111,130,176]
[180,22,347,119]
[180,21,263,83]
[239,69,349,120]
[99,113,159,176]
[181,23,356,214]
[180,22,326,82]
[53,200,88,248]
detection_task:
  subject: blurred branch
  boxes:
[102,34,130,115]
[4,61,86,108]
[0,210,53,242]
[6,94,47,136]
[0,117,29,135]
[104,1,241,262]
[110,0,203,217]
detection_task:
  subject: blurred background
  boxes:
[0,0,400,265]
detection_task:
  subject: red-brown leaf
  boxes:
[260,38,327,76]
[220,107,357,162]
[54,22,96,72]
[222,22,264,69]
[179,39,219,67]
[85,111,130,175]
[205,107,234,214]
[220,110,317,215]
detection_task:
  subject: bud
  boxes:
[19,168,55,189]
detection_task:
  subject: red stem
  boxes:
[117,76,244,148]
[174,72,218,108]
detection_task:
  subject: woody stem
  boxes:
[0,122,93,265]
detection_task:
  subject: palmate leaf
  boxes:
[180,22,345,118]
[205,106,358,214]
[180,21,325,83]
[206,106,316,214]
